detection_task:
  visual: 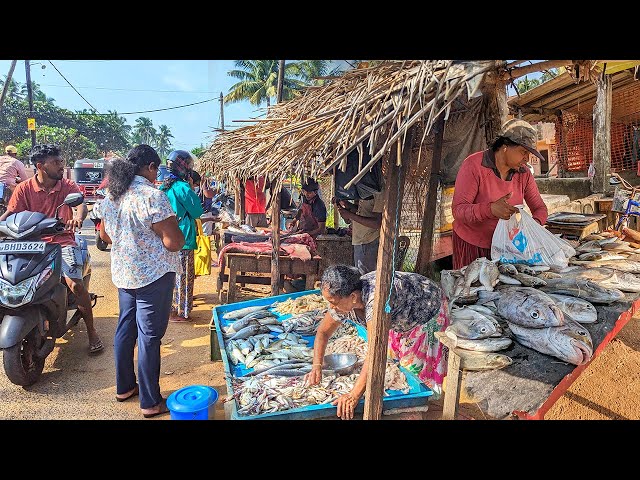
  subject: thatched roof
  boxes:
[200,60,498,189]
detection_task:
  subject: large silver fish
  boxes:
[547,294,597,324]
[448,334,512,352]
[446,307,501,339]
[571,259,640,274]
[222,304,273,320]
[571,267,640,293]
[540,277,625,304]
[478,287,565,328]
[507,319,593,366]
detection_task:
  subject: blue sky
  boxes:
[0,60,310,151]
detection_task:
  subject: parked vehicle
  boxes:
[70,159,108,204]
[89,187,108,251]
[0,193,98,386]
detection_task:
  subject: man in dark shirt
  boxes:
[291,178,327,238]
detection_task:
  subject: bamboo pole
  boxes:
[362,131,412,420]
[271,179,281,296]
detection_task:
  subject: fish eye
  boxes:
[530,311,539,319]
[578,329,587,335]
[480,327,487,333]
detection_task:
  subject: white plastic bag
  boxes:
[491,205,576,269]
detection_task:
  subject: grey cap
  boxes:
[499,118,546,163]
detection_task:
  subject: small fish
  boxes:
[447,308,500,340]
[453,349,513,371]
[498,263,518,275]
[511,272,547,287]
[446,331,512,352]
[499,273,522,285]
[513,264,537,276]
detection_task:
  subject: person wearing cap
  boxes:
[0,145,29,200]
[160,150,204,322]
[451,118,548,269]
[291,178,327,238]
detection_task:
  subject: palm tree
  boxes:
[288,60,343,86]
[225,60,306,108]
[20,81,55,103]
[0,76,22,100]
[132,117,157,146]
[155,125,173,158]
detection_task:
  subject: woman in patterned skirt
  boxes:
[160,150,204,322]
[305,264,450,420]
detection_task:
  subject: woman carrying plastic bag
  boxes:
[491,205,575,269]
[452,119,550,269]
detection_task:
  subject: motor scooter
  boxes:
[88,188,108,251]
[0,192,98,386]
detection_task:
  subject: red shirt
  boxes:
[452,150,548,249]
[245,177,266,214]
[7,176,82,247]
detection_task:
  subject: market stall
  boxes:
[200,60,592,419]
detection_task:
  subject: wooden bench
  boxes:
[216,252,321,304]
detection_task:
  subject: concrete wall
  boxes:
[536,177,592,201]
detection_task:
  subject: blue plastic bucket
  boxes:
[166,385,218,420]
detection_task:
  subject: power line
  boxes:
[47,61,100,113]
[39,83,223,94]
[71,96,218,116]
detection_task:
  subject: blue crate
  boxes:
[211,290,433,420]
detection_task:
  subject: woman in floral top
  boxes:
[97,144,184,418]
[305,265,450,420]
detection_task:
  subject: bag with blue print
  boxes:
[491,205,575,269]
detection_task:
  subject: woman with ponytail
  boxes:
[160,150,204,322]
[96,144,184,418]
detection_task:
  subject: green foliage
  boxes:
[29,125,99,166]
[191,145,206,158]
[224,60,341,107]
[515,69,558,94]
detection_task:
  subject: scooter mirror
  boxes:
[63,193,84,208]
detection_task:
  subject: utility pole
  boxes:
[0,60,17,114]
[219,92,225,131]
[276,60,285,103]
[24,60,36,148]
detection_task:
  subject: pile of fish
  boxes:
[438,250,613,366]
[273,294,328,315]
[221,298,410,417]
[281,309,326,334]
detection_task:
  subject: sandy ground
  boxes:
[1,220,639,420]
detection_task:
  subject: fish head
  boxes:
[521,292,565,327]
[551,322,594,365]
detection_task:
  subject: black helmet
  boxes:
[167,150,196,165]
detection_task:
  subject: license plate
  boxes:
[0,241,47,254]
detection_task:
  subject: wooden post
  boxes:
[271,179,281,296]
[238,181,245,221]
[591,71,612,194]
[362,135,410,420]
[332,168,340,228]
[442,351,462,420]
[415,115,445,276]
[557,113,568,178]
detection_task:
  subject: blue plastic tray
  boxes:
[212,290,433,420]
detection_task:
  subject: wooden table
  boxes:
[216,252,321,304]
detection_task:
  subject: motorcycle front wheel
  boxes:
[3,328,46,387]
[95,231,108,251]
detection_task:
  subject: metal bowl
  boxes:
[323,353,358,375]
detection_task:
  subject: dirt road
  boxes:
[0,220,227,420]
[1,219,639,420]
